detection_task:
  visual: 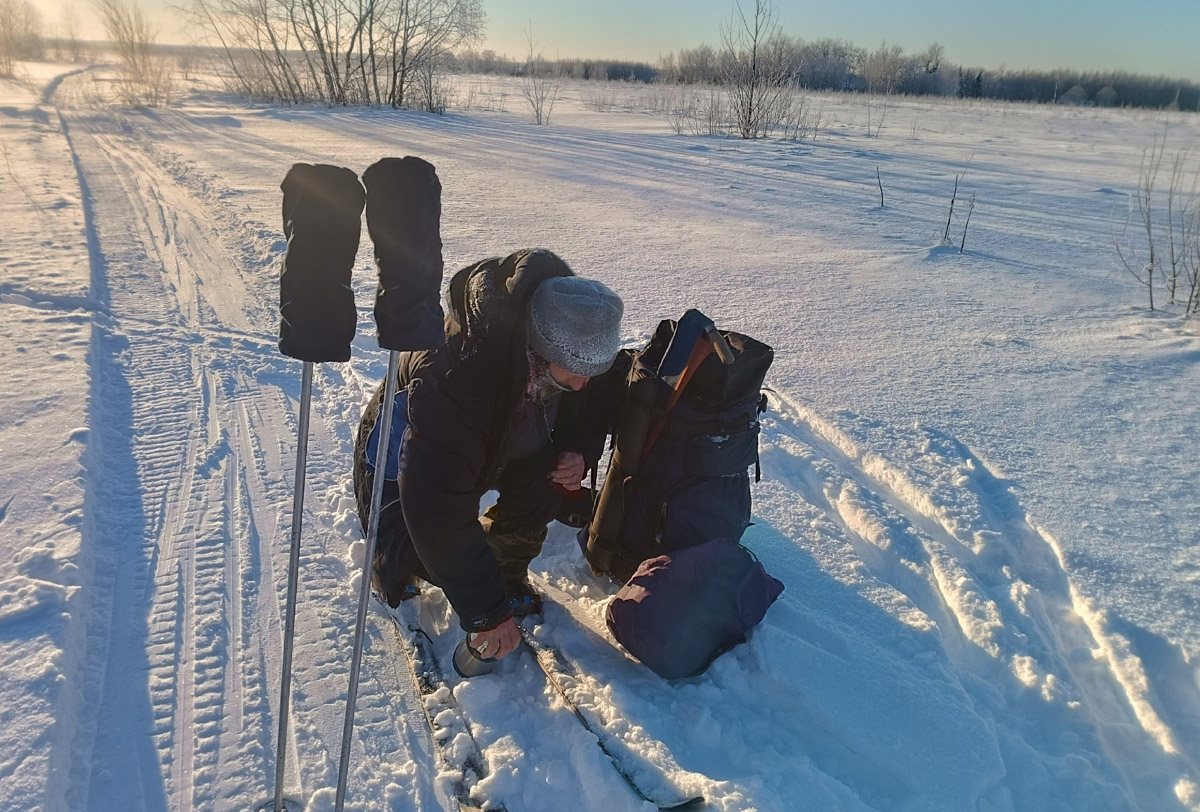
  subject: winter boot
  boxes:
[507,580,544,617]
[372,567,421,608]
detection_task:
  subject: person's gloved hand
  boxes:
[468,616,520,660]
[549,451,585,492]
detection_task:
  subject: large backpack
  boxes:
[582,311,780,679]
[581,311,774,583]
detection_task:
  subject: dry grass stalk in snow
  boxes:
[1111,131,1200,315]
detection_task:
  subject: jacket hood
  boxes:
[446,248,575,364]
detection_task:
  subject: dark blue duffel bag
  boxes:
[605,538,783,680]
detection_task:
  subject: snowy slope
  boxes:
[0,63,1197,811]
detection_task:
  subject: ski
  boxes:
[251,796,303,811]
[381,591,704,810]
[517,623,707,811]
[381,598,506,812]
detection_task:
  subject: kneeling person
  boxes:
[352,249,621,662]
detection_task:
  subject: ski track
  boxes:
[52,71,432,810]
[752,391,1189,810]
[30,67,1195,812]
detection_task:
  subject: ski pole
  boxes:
[272,360,312,812]
[333,156,444,809]
[269,163,364,812]
[334,350,400,812]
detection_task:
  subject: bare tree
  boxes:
[917,42,943,76]
[0,0,43,76]
[719,0,793,139]
[905,42,947,95]
[340,0,377,104]
[208,0,305,102]
[797,37,863,91]
[1186,205,1200,314]
[518,22,559,124]
[1111,134,1200,316]
[61,4,82,61]
[864,93,890,137]
[289,0,347,102]
[678,43,717,84]
[380,0,484,108]
[94,0,176,105]
[412,52,451,112]
[1163,149,1198,306]
[180,0,256,98]
[181,0,481,106]
[861,40,908,95]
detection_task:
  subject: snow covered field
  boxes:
[1,61,1198,811]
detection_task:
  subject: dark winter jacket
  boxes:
[354,249,599,631]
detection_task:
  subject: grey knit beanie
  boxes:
[527,276,623,377]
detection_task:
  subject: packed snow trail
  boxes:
[51,71,440,809]
[0,65,1192,810]
[61,76,287,809]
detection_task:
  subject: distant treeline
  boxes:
[457,50,659,83]
[5,0,1194,113]
[455,39,1200,112]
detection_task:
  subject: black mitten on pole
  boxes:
[362,157,445,351]
[272,162,365,812]
[279,163,365,363]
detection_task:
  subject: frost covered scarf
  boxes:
[526,351,573,402]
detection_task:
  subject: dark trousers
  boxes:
[369,442,564,606]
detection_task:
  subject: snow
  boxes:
[0,60,1198,811]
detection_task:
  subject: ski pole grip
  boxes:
[362,157,446,351]
[278,163,364,363]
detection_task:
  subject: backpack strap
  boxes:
[755,391,769,483]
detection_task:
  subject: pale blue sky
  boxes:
[482,0,1200,80]
[48,0,1200,80]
